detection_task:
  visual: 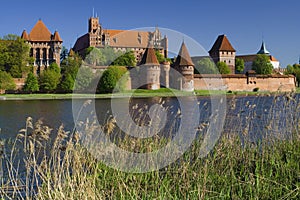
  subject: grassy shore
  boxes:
[1,88,297,100]
[0,117,299,199]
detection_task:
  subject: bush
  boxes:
[0,70,16,90]
[97,66,128,93]
[23,72,39,92]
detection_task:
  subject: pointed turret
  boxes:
[21,30,29,40]
[175,42,194,91]
[209,34,236,54]
[209,34,236,74]
[257,41,270,54]
[138,47,161,90]
[140,47,159,65]
[175,42,194,67]
[52,31,63,42]
[29,19,52,41]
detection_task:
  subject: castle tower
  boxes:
[160,61,170,88]
[139,47,160,90]
[174,42,194,91]
[88,17,103,47]
[21,19,62,74]
[209,34,236,74]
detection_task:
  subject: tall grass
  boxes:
[0,93,299,199]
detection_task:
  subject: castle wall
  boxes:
[194,74,296,92]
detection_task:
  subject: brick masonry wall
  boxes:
[194,75,296,92]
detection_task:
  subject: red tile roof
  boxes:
[21,30,29,40]
[29,20,52,42]
[209,34,236,53]
[103,29,150,48]
[140,47,159,65]
[53,31,62,42]
[175,42,194,66]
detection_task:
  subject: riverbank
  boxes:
[1,121,299,199]
[0,88,298,100]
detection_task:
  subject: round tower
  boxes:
[139,47,160,90]
[160,61,170,88]
[175,42,194,91]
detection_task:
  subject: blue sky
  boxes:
[1,0,299,67]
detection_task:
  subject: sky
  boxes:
[1,0,300,67]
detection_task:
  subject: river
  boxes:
[0,94,299,142]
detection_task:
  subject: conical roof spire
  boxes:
[53,30,63,42]
[140,46,159,65]
[209,34,236,53]
[175,42,194,66]
[257,41,270,54]
[29,19,52,42]
[21,30,29,40]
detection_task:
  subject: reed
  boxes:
[0,93,299,199]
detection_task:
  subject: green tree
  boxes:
[235,58,245,73]
[252,54,273,75]
[60,51,82,80]
[59,74,75,93]
[217,61,231,74]
[0,35,33,78]
[74,66,94,92]
[39,64,61,92]
[100,46,122,65]
[0,70,16,90]
[285,64,300,87]
[97,66,128,93]
[111,51,136,66]
[23,72,39,92]
[85,47,106,66]
[195,58,218,74]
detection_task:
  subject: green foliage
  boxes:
[217,61,231,74]
[39,67,61,92]
[60,52,82,80]
[0,70,16,90]
[285,64,300,86]
[155,50,165,63]
[85,47,106,66]
[111,51,136,66]
[252,54,273,74]
[59,74,74,93]
[23,72,39,92]
[74,66,94,92]
[97,66,128,93]
[235,58,245,73]
[0,35,32,78]
[195,58,218,74]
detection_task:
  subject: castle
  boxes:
[73,17,168,63]
[21,19,63,74]
[19,18,296,93]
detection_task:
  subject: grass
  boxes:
[0,93,299,199]
[0,88,279,100]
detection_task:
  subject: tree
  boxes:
[59,74,75,93]
[0,70,16,90]
[285,64,300,87]
[195,58,218,74]
[217,61,231,74]
[85,47,106,66]
[23,72,39,92]
[111,51,136,66]
[252,54,273,75]
[235,58,245,73]
[0,35,33,78]
[74,66,94,92]
[97,66,128,93]
[39,63,61,92]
